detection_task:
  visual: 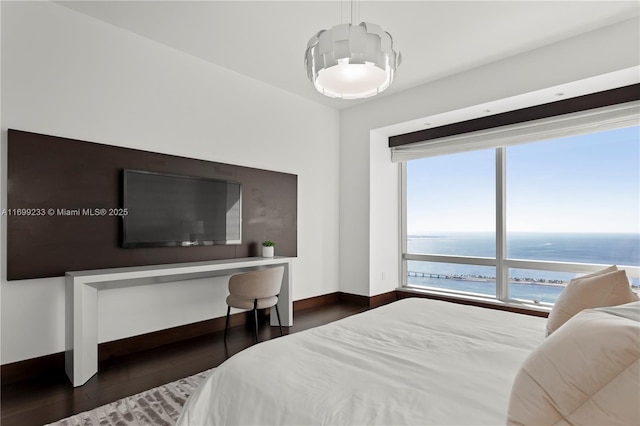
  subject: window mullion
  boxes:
[400,162,408,287]
[495,147,508,300]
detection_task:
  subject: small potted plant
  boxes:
[261,240,275,258]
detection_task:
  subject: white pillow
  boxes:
[508,302,640,426]
[595,300,640,322]
[546,266,638,336]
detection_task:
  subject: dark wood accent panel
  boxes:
[396,290,549,318]
[389,83,640,147]
[7,129,297,280]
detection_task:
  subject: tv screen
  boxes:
[122,169,242,248]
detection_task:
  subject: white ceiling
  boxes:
[57,1,639,110]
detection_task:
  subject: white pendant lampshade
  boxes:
[305,22,401,99]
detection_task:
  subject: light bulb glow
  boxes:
[316,61,389,98]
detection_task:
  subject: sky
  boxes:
[406,125,640,235]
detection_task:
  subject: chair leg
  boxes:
[275,303,283,336]
[253,299,259,344]
[224,306,231,341]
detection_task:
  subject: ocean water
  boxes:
[407,232,640,303]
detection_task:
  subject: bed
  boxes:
[177,298,547,425]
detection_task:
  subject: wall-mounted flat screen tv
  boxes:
[122,169,242,248]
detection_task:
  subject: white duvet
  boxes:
[177,298,546,425]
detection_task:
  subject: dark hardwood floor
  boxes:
[1,302,368,426]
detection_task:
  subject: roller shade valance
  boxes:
[391,100,640,162]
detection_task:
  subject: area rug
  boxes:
[46,369,212,426]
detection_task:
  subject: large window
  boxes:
[402,125,640,305]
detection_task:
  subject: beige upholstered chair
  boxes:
[224,266,285,343]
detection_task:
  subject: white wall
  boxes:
[340,17,640,297]
[0,1,340,364]
[369,131,399,296]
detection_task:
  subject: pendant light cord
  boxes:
[351,0,355,25]
[351,0,357,25]
[342,0,359,26]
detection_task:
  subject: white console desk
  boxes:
[65,256,294,387]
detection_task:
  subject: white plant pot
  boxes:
[262,246,274,258]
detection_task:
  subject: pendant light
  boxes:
[304,1,401,99]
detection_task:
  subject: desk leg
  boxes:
[272,261,293,326]
[65,277,99,387]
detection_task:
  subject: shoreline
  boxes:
[407,272,640,288]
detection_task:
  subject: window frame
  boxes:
[400,142,640,310]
